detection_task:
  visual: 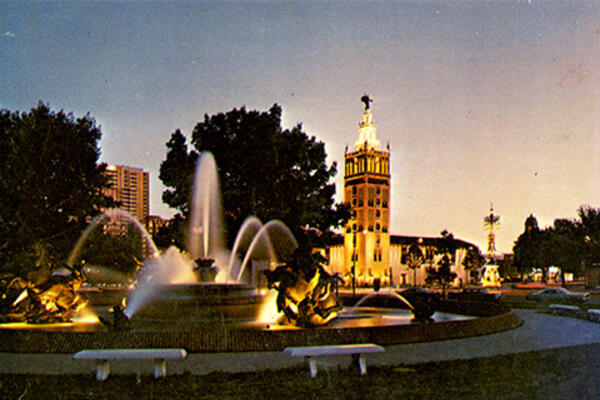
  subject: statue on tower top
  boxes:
[361,94,373,110]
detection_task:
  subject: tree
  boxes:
[542,218,584,286]
[513,214,545,281]
[157,130,198,248]
[425,255,457,298]
[462,246,485,285]
[425,230,458,297]
[406,244,424,287]
[0,103,114,275]
[577,205,600,266]
[77,224,144,276]
[159,104,348,247]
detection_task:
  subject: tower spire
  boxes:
[355,94,380,150]
[483,204,501,259]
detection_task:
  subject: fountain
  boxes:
[0,151,523,353]
[98,152,303,328]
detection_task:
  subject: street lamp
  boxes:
[352,230,356,298]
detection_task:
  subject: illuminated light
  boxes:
[106,165,117,171]
[382,315,412,320]
[256,291,282,324]
[12,290,28,306]
[73,307,100,324]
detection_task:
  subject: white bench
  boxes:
[548,304,579,315]
[73,349,187,381]
[283,343,385,378]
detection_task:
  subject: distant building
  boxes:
[326,97,475,287]
[103,165,149,224]
[146,214,170,237]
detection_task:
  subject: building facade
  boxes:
[327,97,473,287]
[146,214,170,237]
[102,165,149,224]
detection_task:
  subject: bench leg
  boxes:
[95,360,109,381]
[153,359,166,379]
[358,355,367,375]
[307,357,317,379]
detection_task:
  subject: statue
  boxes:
[99,304,131,331]
[0,266,88,324]
[193,258,218,282]
[264,228,343,327]
[361,94,373,110]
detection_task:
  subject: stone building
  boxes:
[326,97,475,287]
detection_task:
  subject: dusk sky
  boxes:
[1,1,599,254]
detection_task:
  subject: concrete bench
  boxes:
[548,304,579,315]
[283,343,384,378]
[73,349,187,381]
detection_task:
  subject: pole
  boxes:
[352,231,356,299]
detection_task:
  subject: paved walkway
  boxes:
[2,310,600,376]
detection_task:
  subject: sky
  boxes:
[1,0,599,254]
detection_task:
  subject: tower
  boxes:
[343,95,391,286]
[483,204,501,260]
[103,165,149,224]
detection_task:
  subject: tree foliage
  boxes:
[513,210,593,284]
[425,230,458,296]
[0,103,114,275]
[513,214,545,280]
[77,224,144,276]
[159,104,348,246]
[462,246,485,284]
[406,244,424,287]
[578,205,600,266]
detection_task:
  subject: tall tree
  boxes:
[0,103,114,275]
[159,104,348,247]
[157,130,198,248]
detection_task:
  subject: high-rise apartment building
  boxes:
[103,165,149,224]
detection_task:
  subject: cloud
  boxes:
[2,31,16,38]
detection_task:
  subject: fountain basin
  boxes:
[130,283,264,329]
[0,298,523,353]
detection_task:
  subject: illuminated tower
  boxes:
[483,204,501,260]
[343,95,391,287]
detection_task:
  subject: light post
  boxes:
[352,230,356,299]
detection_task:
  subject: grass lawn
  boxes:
[1,344,599,399]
